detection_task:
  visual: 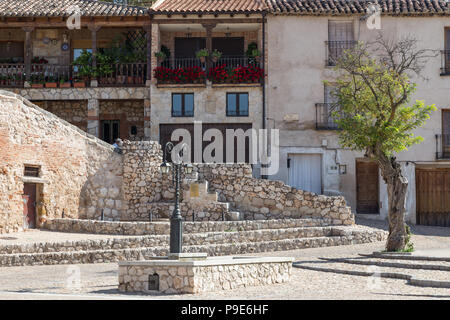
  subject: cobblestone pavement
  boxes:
[0,219,449,300]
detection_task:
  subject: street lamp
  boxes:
[159,142,192,255]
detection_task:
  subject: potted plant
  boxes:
[31,75,44,88]
[45,76,58,88]
[59,76,71,88]
[154,51,166,64]
[196,48,209,63]
[211,49,222,63]
[252,49,261,63]
[73,78,85,88]
[72,50,93,86]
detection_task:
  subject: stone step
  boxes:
[294,258,450,288]
[43,218,335,236]
[0,233,384,267]
[0,226,336,255]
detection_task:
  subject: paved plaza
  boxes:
[0,219,449,300]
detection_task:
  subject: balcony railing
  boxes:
[155,56,263,85]
[315,103,341,130]
[97,63,147,87]
[436,134,450,159]
[440,50,450,75]
[0,64,25,87]
[325,41,357,66]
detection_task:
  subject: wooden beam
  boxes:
[152,18,263,24]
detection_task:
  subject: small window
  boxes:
[24,166,39,177]
[226,93,249,117]
[172,93,194,117]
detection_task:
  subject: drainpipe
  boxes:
[261,11,268,179]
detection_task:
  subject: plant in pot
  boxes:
[72,50,93,87]
[59,76,71,88]
[252,49,261,63]
[45,75,58,88]
[196,48,209,63]
[211,49,222,63]
[154,51,166,64]
[31,75,44,88]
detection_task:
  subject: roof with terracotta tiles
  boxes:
[0,0,148,18]
[265,0,449,15]
[149,0,267,14]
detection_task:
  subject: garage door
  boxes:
[160,123,252,163]
[416,168,450,227]
[288,154,322,194]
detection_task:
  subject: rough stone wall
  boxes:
[33,100,88,132]
[0,90,122,233]
[118,260,292,294]
[99,100,146,141]
[195,163,354,225]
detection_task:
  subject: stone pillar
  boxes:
[151,24,159,86]
[144,99,151,140]
[202,23,216,75]
[88,24,101,87]
[87,99,100,137]
[23,27,34,87]
[143,23,152,86]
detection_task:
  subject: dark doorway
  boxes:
[175,37,206,58]
[356,160,380,214]
[23,183,37,229]
[212,37,245,56]
[101,120,120,144]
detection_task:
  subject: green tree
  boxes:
[331,36,437,251]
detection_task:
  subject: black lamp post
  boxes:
[160,142,193,254]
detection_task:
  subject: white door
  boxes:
[288,154,322,194]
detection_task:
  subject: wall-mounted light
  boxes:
[339,164,347,175]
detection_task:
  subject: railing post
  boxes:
[144,23,152,86]
[22,27,34,86]
[202,23,216,76]
[88,24,101,87]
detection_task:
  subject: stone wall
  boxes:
[33,100,88,132]
[0,90,122,233]
[118,257,293,294]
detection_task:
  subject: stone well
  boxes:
[118,255,294,294]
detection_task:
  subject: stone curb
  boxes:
[361,252,450,262]
[319,257,450,271]
[0,232,386,267]
[293,261,450,289]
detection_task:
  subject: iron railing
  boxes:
[325,41,357,66]
[436,134,450,159]
[159,57,205,69]
[158,56,260,69]
[440,50,450,75]
[315,103,341,130]
[0,64,25,87]
[97,62,147,87]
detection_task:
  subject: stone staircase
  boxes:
[0,219,387,267]
[293,253,450,288]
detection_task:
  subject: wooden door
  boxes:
[288,154,322,194]
[356,160,379,214]
[416,168,450,227]
[159,123,252,163]
[23,183,37,229]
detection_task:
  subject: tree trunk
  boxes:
[377,154,408,251]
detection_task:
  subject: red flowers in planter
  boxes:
[208,64,264,83]
[153,66,205,84]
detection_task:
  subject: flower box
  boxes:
[31,83,44,88]
[74,81,85,88]
[59,82,72,88]
[45,82,58,88]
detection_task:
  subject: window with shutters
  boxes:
[443,28,450,75]
[326,21,355,66]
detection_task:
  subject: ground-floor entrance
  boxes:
[288,154,322,194]
[416,168,450,227]
[159,123,253,163]
[22,183,37,229]
[356,160,379,214]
